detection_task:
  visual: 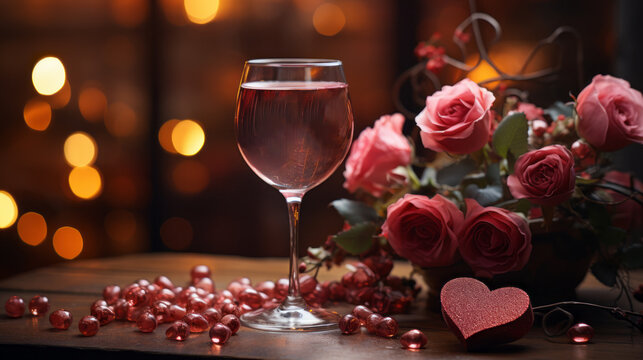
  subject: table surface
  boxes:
[0,252,641,359]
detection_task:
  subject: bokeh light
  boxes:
[313,3,346,37]
[17,212,47,246]
[52,226,83,260]
[158,119,180,153]
[171,119,205,156]
[184,0,219,24]
[160,217,193,250]
[64,132,97,167]
[105,102,139,137]
[78,87,107,122]
[172,159,210,194]
[23,99,52,131]
[49,80,71,109]
[467,60,499,87]
[0,191,18,229]
[68,166,103,200]
[32,56,66,95]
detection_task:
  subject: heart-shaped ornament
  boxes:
[440,277,534,351]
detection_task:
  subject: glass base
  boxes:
[240,296,340,332]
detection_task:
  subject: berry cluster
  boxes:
[339,305,428,350]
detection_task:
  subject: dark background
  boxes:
[1,0,641,279]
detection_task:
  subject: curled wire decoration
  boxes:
[393,5,584,119]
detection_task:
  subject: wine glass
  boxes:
[234,59,354,331]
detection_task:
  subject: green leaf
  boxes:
[332,222,377,255]
[492,112,528,161]
[330,199,380,225]
[436,158,477,186]
[575,176,600,185]
[590,262,618,287]
[621,243,643,269]
[544,101,574,120]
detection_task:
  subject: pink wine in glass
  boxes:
[236,81,354,191]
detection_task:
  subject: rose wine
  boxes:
[235,81,354,191]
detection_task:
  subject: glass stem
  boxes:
[282,191,305,299]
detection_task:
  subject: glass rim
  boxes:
[245,58,342,67]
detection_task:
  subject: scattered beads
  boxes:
[166,320,190,341]
[375,317,398,338]
[209,323,232,345]
[28,295,50,316]
[203,308,223,326]
[136,312,158,333]
[567,323,594,344]
[400,329,427,349]
[49,309,73,330]
[352,305,373,325]
[5,296,25,318]
[184,313,209,333]
[102,285,121,305]
[91,305,115,325]
[339,314,361,335]
[365,313,383,334]
[220,314,241,335]
[79,315,100,336]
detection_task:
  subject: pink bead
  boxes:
[166,320,190,341]
[203,307,222,326]
[238,288,263,310]
[339,314,361,335]
[327,281,346,301]
[91,305,115,325]
[169,304,187,322]
[400,329,427,349]
[29,295,50,316]
[352,305,373,326]
[375,317,398,338]
[127,305,149,322]
[195,277,215,293]
[90,299,108,313]
[220,314,240,334]
[184,313,209,333]
[275,278,289,299]
[136,312,157,333]
[352,263,377,288]
[155,288,176,302]
[221,302,240,317]
[239,303,254,314]
[176,286,197,307]
[102,285,121,305]
[532,119,548,137]
[226,281,249,298]
[126,287,150,307]
[299,274,317,295]
[190,265,211,282]
[365,313,383,334]
[567,323,594,344]
[79,315,100,336]
[136,279,150,287]
[235,277,252,286]
[49,309,73,330]
[209,323,232,345]
[154,275,175,289]
[113,298,129,320]
[151,300,172,323]
[187,296,208,314]
[5,296,25,318]
[254,281,275,298]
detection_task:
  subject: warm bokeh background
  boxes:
[1,0,641,279]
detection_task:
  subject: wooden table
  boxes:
[0,253,641,359]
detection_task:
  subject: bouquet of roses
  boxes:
[309,73,643,301]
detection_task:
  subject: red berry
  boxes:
[102,285,121,305]
[190,265,211,282]
[49,309,72,330]
[339,314,361,334]
[327,281,346,301]
[352,305,373,325]
[137,311,157,333]
[352,264,377,288]
[362,254,394,279]
[400,329,428,349]
[79,315,100,336]
[203,307,223,326]
[29,295,49,316]
[5,296,25,318]
[298,262,307,273]
[220,314,240,334]
[166,320,190,341]
[370,290,391,314]
[184,313,209,333]
[375,317,398,338]
[299,274,317,295]
[532,119,548,137]
[209,323,232,345]
[365,313,383,334]
[239,288,263,309]
[571,140,594,160]
[91,305,116,325]
[254,281,276,298]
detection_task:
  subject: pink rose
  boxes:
[576,75,643,151]
[459,199,532,278]
[516,102,544,121]
[603,171,643,231]
[382,194,464,267]
[343,113,412,197]
[507,145,576,206]
[415,78,495,154]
